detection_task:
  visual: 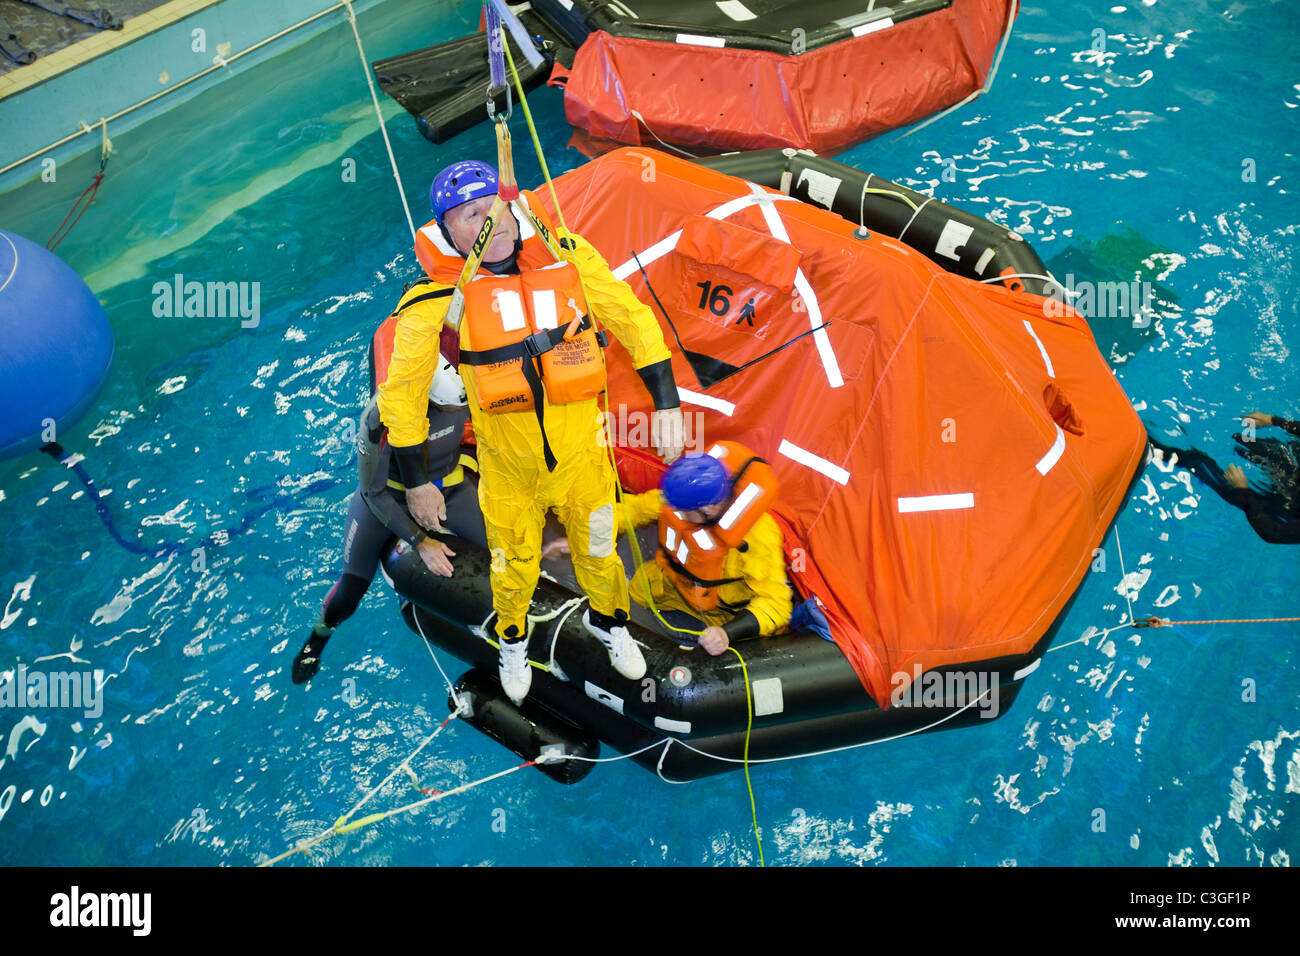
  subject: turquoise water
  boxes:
[1,0,1297,865]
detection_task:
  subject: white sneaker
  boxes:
[498,637,532,705]
[584,610,647,680]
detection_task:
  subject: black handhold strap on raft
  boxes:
[460,314,607,473]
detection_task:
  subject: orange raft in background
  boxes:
[374,0,1020,156]
[535,148,1147,708]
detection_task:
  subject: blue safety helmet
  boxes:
[430,161,499,223]
[661,453,730,512]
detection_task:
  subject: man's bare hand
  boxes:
[698,625,729,656]
[416,537,456,577]
[651,407,685,464]
[1242,412,1275,428]
[541,537,571,560]
[406,482,446,532]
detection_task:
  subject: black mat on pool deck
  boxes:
[0,0,175,76]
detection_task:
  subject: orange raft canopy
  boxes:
[533,148,1147,707]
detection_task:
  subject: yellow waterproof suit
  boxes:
[378,195,675,640]
[621,490,793,639]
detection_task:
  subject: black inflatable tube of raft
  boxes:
[530,0,954,55]
[696,149,1056,298]
[386,536,1055,781]
[450,669,601,784]
[386,537,875,741]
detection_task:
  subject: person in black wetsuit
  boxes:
[1148,411,1300,545]
[291,339,487,684]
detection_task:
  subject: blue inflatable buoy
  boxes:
[0,228,114,460]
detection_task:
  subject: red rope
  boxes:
[46,171,105,252]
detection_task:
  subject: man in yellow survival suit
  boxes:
[378,160,685,704]
[549,442,793,656]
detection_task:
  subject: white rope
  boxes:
[260,751,527,866]
[342,0,416,242]
[545,596,587,674]
[411,604,467,710]
[1113,525,1135,625]
[977,271,1062,289]
[891,0,1020,143]
[629,109,700,159]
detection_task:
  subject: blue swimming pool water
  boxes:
[1,0,1296,866]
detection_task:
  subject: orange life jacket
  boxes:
[459,259,606,413]
[413,192,606,414]
[656,441,780,612]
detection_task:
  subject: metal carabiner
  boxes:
[486,82,512,123]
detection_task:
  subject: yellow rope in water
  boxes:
[728,644,764,867]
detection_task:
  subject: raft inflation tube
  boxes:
[697,149,1057,297]
[381,147,1148,783]
[386,535,1047,783]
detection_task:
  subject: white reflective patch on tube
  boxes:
[935,220,974,262]
[796,168,842,209]
[654,715,692,734]
[588,503,614,558]
[1022,319,1056,378]
[585,681,624,714]
[715,0,756,20]
[558,0,573,9]
[751,678,784,716]
[691,530,715,550]
[778,439,850,485]
[532,289,558,330]
[496,290,526,332]
[897,493,975,513]
[665,527,678,552]
[974,247,996,275]
[706,444,725,459]
[718,482,761,531]
[1013,658,1041,681]
[676,33,725,47]
[1036,425,1067,476]
[676,541,690,564]
[851,17,894,36]
[677,387,735,416]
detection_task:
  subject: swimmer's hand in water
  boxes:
[1225,464,1249,489]
[407,482,447,532]
[541,537,570,560]
[416,537,455,577]
[1242,412,1276,428]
